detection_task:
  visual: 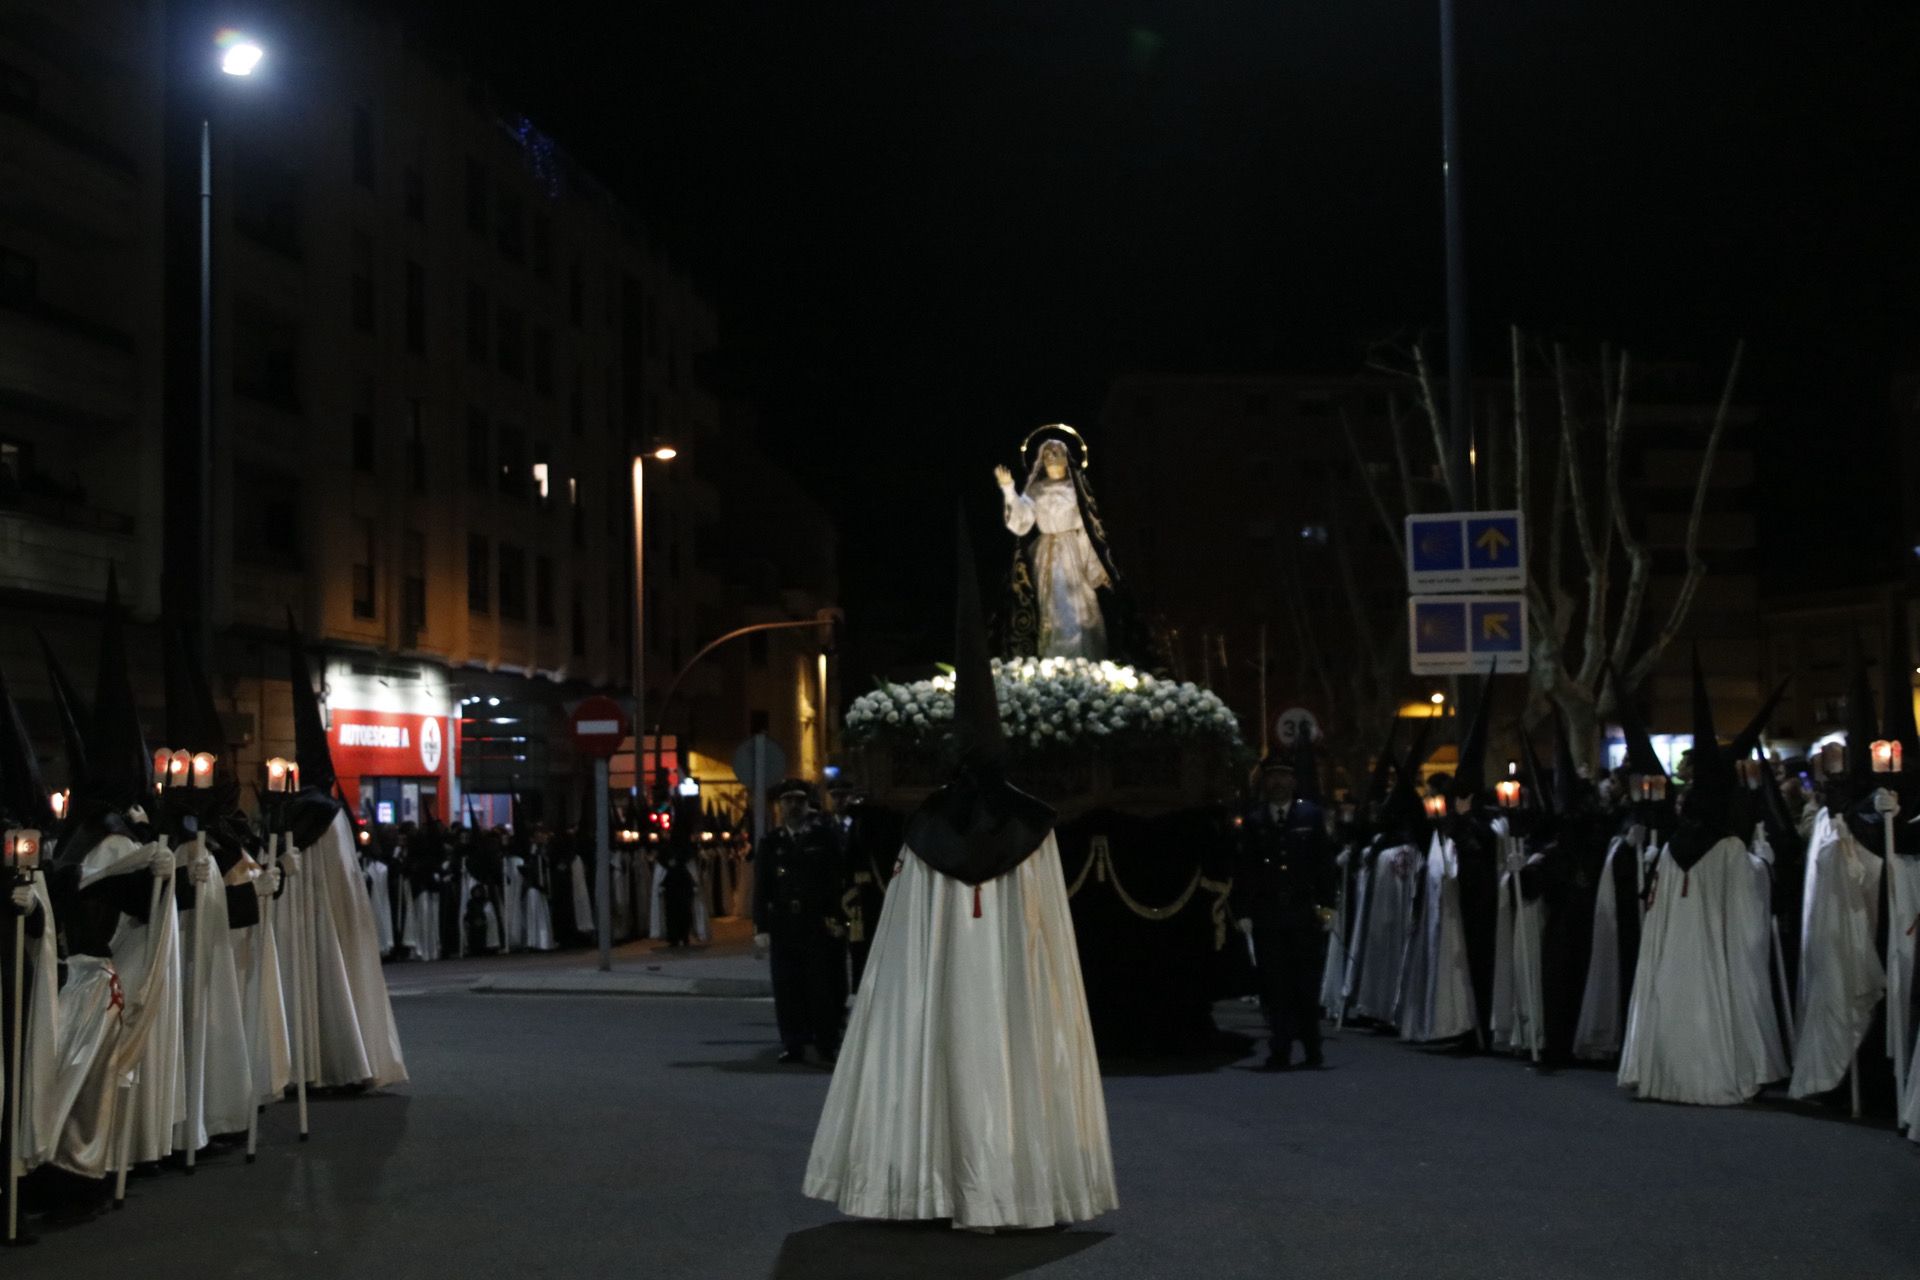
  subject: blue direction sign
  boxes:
[1405,510,1527,592]
[1407,593,1529,675]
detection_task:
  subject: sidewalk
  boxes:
[385,916,773,999]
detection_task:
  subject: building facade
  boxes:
[0,0,837,825]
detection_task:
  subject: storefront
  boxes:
[322,657,461,827]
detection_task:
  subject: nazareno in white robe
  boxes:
[1789,810,1885,1099]
[176,845,255,1146]
[1572,832,1641,1061]
[804,832,1117,1229]
[118,842,188,1166]
[232,872,292,1105]
[1318,844,1358,1015]
[1346,843,1420,1024]
[295,811,407,1089]
[9,874,62,1170]
[1885,833,1919,1100]
[1619,835,1786,1106]
[366,858,396,955]
[1489,829,1548,1058]
[1397,832,1476,1043]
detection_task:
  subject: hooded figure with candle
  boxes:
[0,661,62,1202]
[1343,718,1434,1027]
[1618,652,1787,1105]
[804,512,1115,1231]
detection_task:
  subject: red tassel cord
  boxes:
[1681,871,1690,898]
[973,884,983,918]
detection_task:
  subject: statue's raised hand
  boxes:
[993,465,1013,488]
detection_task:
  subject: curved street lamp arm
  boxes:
[652,617,835,742]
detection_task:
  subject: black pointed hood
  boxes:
[1365,717,1402,809]
[286,611,338,796]
[1292,726,1323,804]
[1672,647,1734,867]
[1382,714,1434,836]
[1450,663,1496,803]
[1550,704,1587,813]
[1605,661,1665,780]
[164,625,239,806]
[78,566,152,818]
[0,663,54,829]
[1517,721,1551,816]
[1729,679,1788,762]
[1884,604,1918,767]
[37,630,90,790]
[1843,652,1877,789]
[905,510,1056,886]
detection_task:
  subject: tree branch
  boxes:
[1338,405,1407,569]
[1411,342,1455,498]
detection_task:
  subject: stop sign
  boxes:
[570,696,630,760]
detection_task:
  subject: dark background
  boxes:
[383,0,1920,665]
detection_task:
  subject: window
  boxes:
[403,161,424,221]
[496,307,524,378]
[352,518,377,618]
[532,213,552,277]
[498,544,527,619]
[466,409,489,490]
[350,231,375,333]
[0,247,36,305]
[571,590,586,657]
[535,554,555,626]
[532,325,554,395]
[351,106,376,187]
[404,261,425,355]
[467,534,490,613]
[351,380,375,473]
[495,186,524,262]
[233,306,300,410]
[464,157,487,233]
[568,261,583,326]
[405,400,426,493]
[466,282,488,363]
[496,424,526,499]
[403,530,426,637]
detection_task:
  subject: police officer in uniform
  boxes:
[754,779,849,1065]
[1234,738,1337,1071]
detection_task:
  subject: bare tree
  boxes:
[1343,328,1745,771]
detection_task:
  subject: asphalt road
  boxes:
[19,989,1920,1280]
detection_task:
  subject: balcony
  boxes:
[0,303,137,429]
[0,496,135,602]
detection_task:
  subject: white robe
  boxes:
[232,877,292,1106]
[570,857,594,937]
[408,887,441,961]
[1619,835,1786,1105]
[1397,833,1476,1043]
[805,834,1117,1229]
[1789,811,1885,1098]
[47,834,174,1177]
[1318,845,1357,1015]
[177,850,255,1146]
[1346,843,1419,1024]
[117,843,188,1166]
[10,875,61,1169]
[1489,834,1548,1058]
[1880,835,1918,1094]
[1572,831,1650,1062]
[365,859,395,955]
[1001,478,1110,661]
[295,812,407,1089]
[502,857,526,950]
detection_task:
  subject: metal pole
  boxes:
[7,873,25,1241]
[631,458,646,815]
[1438,0,1471,509]
[198,117,215,666]
[595,757,612,972]
[751,735,768,851]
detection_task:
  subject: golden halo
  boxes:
[1018,423,1090,473]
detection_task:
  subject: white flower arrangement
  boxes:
[846,658,1244,754]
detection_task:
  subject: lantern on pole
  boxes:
[265,756,291,793]
[1423,794,1448,820]
[190,751,216,789]
[1870,739,1901,774]
[1495,779,1523,810]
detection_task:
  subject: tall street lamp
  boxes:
[623,442,676,961]
[187,29,266,667]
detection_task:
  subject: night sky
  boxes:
[388,0,1920,661]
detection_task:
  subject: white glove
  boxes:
[1504,848,1526,875]
[283,850,302,877]
[188,855,212,885]
[10,885,31,913]
[753,932,771,955]
[128,804,150,826]
[150,844,175,878]
[1235,917,1253,936]
[1628,823,1648,847]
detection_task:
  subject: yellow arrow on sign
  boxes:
[1475,526,1512,559]
[1481,612,1512,641]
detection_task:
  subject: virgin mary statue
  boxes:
[993,424,1154,667]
